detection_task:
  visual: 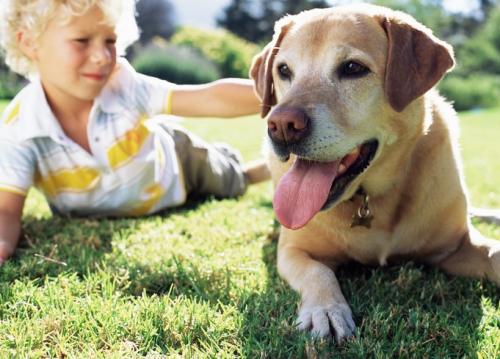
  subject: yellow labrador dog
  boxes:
[250,4,500,344]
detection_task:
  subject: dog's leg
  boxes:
[437,227,500,285]
[469,207,500,226]
[278,245,355,344]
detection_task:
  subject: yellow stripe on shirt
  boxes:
[107,119,151,169]
[165,90,173,115]
[2,100,20,125]
[124,183,164,216]
[35,167,100,197]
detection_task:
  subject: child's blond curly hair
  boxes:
[0,0,139,77]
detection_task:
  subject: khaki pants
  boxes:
[164,123,248,199]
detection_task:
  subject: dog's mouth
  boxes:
[324,139,379,209]
[273,139,379,230]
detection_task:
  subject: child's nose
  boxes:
[90,44,113,64]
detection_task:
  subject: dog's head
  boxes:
[250,4,454,230]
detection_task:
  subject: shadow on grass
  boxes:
[0,196,212,283]
[337,263,499,357]
[3,205,497,357]
[234,228,500,357]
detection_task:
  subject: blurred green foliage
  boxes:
[0,72,24,99]
[441,6,500,110]
[439,75,500,111]
[216,0,330,43]
[1,1,499,111]
[0,54,24,99]
[456,6,500,76]
[171,27,259,78]
[132,40,220,84]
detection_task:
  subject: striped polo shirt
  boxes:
[0,58,187,216]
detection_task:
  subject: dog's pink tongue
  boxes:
[274,158,340,230]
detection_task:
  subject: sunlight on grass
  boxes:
[459,108,500,208]
[0,98,499,357]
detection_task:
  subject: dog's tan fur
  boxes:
[250,4,500,343]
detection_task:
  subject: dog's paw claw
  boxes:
[296,303,356,344]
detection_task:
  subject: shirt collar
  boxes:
[15,57,134,141]
[16,76,68,143]
[94,57,134,114]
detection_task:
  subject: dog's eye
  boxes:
[278,64,293,80]
[339,61,370,78]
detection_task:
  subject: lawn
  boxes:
[0,99,499,357]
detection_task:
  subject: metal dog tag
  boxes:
[351,212,374,228]
[350,192,373,228]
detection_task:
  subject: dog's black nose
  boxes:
[267,107,310,145]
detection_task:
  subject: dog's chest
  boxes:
[313,214,396,266]
[339,229,395,266]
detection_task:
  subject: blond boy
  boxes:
[0,0,269,263]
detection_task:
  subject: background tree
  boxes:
[372,0,499,45]
[456,5,500,76]
[215,0,261,43]
[136,0,177,44]
[478,0,498,17]
[218,0,499,47]
[371,0,452,37]
[217,0,330,43]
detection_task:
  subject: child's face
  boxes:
[30,5,117,105]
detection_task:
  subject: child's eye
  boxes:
[106,38,117,45]
[74,38,89,44]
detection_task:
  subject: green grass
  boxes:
[459,108,500,209]
[0,99,499,357]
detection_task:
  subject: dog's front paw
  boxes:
[297,302,356,344]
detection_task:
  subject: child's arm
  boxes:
[0,191,25,264]
[170,78,261,118]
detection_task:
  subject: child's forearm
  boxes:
[0,213,21,264]
[171,79,261,118]
[209,79,261,117]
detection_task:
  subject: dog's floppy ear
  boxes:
[379,15,455,112]
[250,19,294,118]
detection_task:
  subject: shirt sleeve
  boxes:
[135,72,175,116]
[113,58,177,117]
[0,139,35,196]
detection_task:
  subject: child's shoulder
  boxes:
[99,58,172,113]
[109,57,173,90]
[1,86,30,127]
[0,83,40,141]
[107,58,138,90]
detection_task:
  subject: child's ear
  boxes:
[17,30,38,60]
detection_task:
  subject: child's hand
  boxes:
[0,237,18,265]
[0,191,26,265]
